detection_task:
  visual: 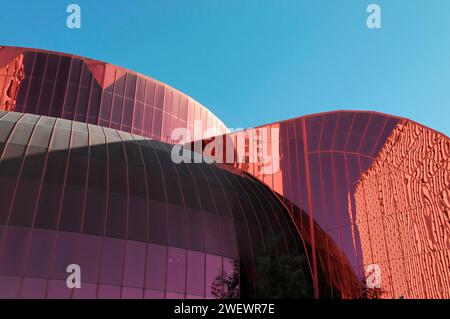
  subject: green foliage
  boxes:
[212,235,313,299]
[211,260,240,299]
[360,279,384,299]
[252,237,313,299]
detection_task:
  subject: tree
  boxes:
[211,235,313,299]
[211,260,240,299]
[252,239,313,299]
[360,279,384,299]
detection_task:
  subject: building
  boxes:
[355,119,450,298]
[0,46,449,299]
[0,46,228,142]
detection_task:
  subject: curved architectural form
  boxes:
[197,111,450,298]
[1,46,449,299]
[355,119,450,298]
[0,46,228,143]
[0,111,308,299]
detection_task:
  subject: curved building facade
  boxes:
[0,111,308,299]
[355,119,450,298]
[1,45,450,299]
[0,46,228,143]
[197,111,450,299]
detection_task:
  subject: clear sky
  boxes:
[1,0,449,135]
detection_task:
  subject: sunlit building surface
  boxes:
[194,112,450,299]
[355,120,450,298]
[0,46,228,142]
[0,46,449,299]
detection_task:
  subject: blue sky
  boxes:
[1,0,449,135]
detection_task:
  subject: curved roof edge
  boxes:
[240,109,449,141]
[0,45,228,132]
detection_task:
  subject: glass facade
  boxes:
[355,120,450,298]
[0,47,228,143]
[1,46,450,299]
[198,111,450,299]
[0,111,307,299]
